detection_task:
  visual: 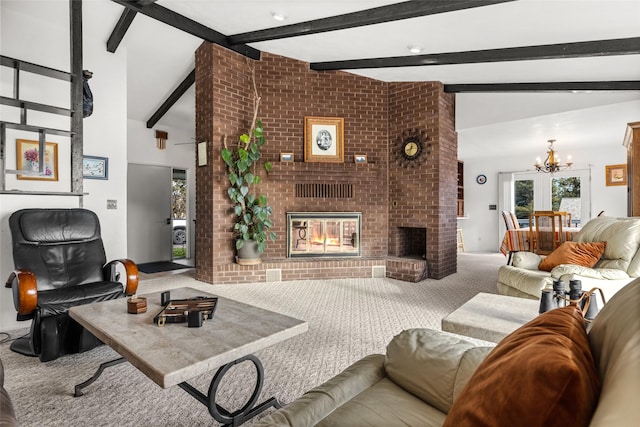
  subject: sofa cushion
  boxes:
[621,219,640,277]
[443,305,600,427]
[511,251,543,270]
[384,329,493,414]
[574,216,640,274]
[538,241,607,272]
[317,378,447,427]
[550,264,630,280]
[497,265,553,297]
[587,278,640,427]
[253,354,386,426]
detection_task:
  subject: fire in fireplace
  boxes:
[287,212,361,257]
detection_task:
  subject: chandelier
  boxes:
[534,139,572,173]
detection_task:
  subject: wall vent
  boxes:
[295,183,353,199]
[372,266,386,278]
[265,269,282,282]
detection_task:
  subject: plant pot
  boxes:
[236,240,262,265]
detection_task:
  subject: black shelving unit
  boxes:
[0,0,84,196]
[457,161,464,217]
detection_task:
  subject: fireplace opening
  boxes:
[396,227,427,259]
[287,212,361,257]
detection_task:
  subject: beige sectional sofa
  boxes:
[257,331,493,426]
[497,216,640,302]
[255,279,640,427]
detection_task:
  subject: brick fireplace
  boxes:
[194,43,458,284]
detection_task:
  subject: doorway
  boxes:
[513,169,591,227]
[127,164,172,264]
[498,169,591,244]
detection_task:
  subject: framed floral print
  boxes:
[16,139,58,181]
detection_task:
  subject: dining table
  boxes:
[500,226,582,257]
[531,226,582,254]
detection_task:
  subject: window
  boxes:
[499,169,590,240]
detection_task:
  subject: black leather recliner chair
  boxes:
[5,208,138,362]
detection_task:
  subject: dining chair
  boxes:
[529,211,567,255]
[500,211,530,265]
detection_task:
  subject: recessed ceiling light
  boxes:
[408,46,423,54]
[271,11,287,21]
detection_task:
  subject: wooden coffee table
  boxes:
[441,292,540,343]
[69,287,308,426]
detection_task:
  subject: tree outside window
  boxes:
[172,178,187,219]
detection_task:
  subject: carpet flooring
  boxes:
[0,252,506,427]
[137,261,193,274]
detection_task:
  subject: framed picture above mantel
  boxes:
[304,116,344,163]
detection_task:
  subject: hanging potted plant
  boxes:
[221,62,276,265]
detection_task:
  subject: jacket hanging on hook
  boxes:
[83,70,93,118]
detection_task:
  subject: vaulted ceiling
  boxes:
[8,1,640,136]
[110,0,640,133]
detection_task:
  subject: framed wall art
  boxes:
[280,152,294,162]
[16,139,58,181]
[304,116,344,163]
[354,154,367,164]
[605,164,627,186]
[83,155,109,180]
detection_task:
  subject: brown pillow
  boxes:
[538,241,607,272]
[443,306,600,427]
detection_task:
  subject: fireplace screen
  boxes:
[287,212,361,257]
